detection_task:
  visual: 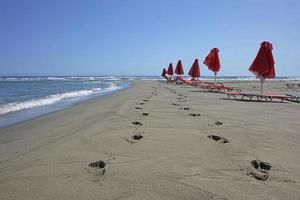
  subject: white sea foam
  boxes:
[105,82,119,91]
[93,88,102,91]
[0,88,105,115]
[47,77,68,81]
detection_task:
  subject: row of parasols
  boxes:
[161,41,275,94]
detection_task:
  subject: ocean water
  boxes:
[0,76,299,127]
[0,76,132,127]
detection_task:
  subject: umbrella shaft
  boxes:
[260,77,265,95]
[214,72,217,85]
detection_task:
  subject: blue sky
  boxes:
[0,0,299,76]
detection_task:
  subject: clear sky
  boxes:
[0,0,299,76]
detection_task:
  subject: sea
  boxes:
[0,76,299,128]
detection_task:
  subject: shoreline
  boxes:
[0,81,137,167]
[0,80,299,200]
[0,82,132,128]
[0,81,135,130]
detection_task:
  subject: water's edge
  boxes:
[0,82,133,128]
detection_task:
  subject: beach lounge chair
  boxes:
[163,76,175,83]
[217,82,241,92]
[174,77,183,85]
[194,82,241,93]
[224,92,292,102]
[176,77,214,88]
[286,92,300,103]
[195,82,220,92]
[177,77,239,93]
[176,77,200,86]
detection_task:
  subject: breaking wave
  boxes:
[0,85,120,115]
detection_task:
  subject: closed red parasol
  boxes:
[161,68,166,77]
[204,48,220,84]
[249,41,275,94]
[188,59,200,79]
[175,60,184,75]
[167,63,174,75]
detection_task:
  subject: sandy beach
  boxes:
[0,80,299,200]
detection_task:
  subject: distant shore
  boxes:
[0,80,299,200]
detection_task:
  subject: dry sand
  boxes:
[0,80,299,200]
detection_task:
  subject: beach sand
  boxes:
[0,80,299,200]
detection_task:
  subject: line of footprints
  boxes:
[166,86,229,144]
[88,85,294,185]
[164,86,281,182]
[128,86,158,144]
[87,87,158,179]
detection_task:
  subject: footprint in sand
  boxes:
[189,113,201,117]
[172,103,180,106]
[142,113,149,116]
[88,160,106,175]
[179,100,187,103]
[132,121,142,126]
[180,107,190,110]
[135,107,143,110]
[214,121,223,126]
[177,99,187,103]
[211,194,230,200]
[247,160,271,181]
[143,99,150,102]
[137,102,145,105]
[89,160,106,169]
[207,134,229,143]
[126,134,144,144]
[247,160,296,182]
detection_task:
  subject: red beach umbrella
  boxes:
[167,63,174,75]
[161,68,167,77]
[249,41,275,94]
[188,59,200,79]
[204,48,220,84]
[175,60,184,76]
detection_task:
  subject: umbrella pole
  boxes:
[214,72,217,85]
[260,77,265,95]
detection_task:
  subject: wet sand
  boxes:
[0,80,299,200]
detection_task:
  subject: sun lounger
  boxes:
[262,93,292,102]
[217,82,241,92]
[195,82,240,93]
[176,77,200,86]
[224,92,292,102]
[286,92,300,103]
[176,77,240,93]
[163,76,175,83]
[196,83,221,92]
